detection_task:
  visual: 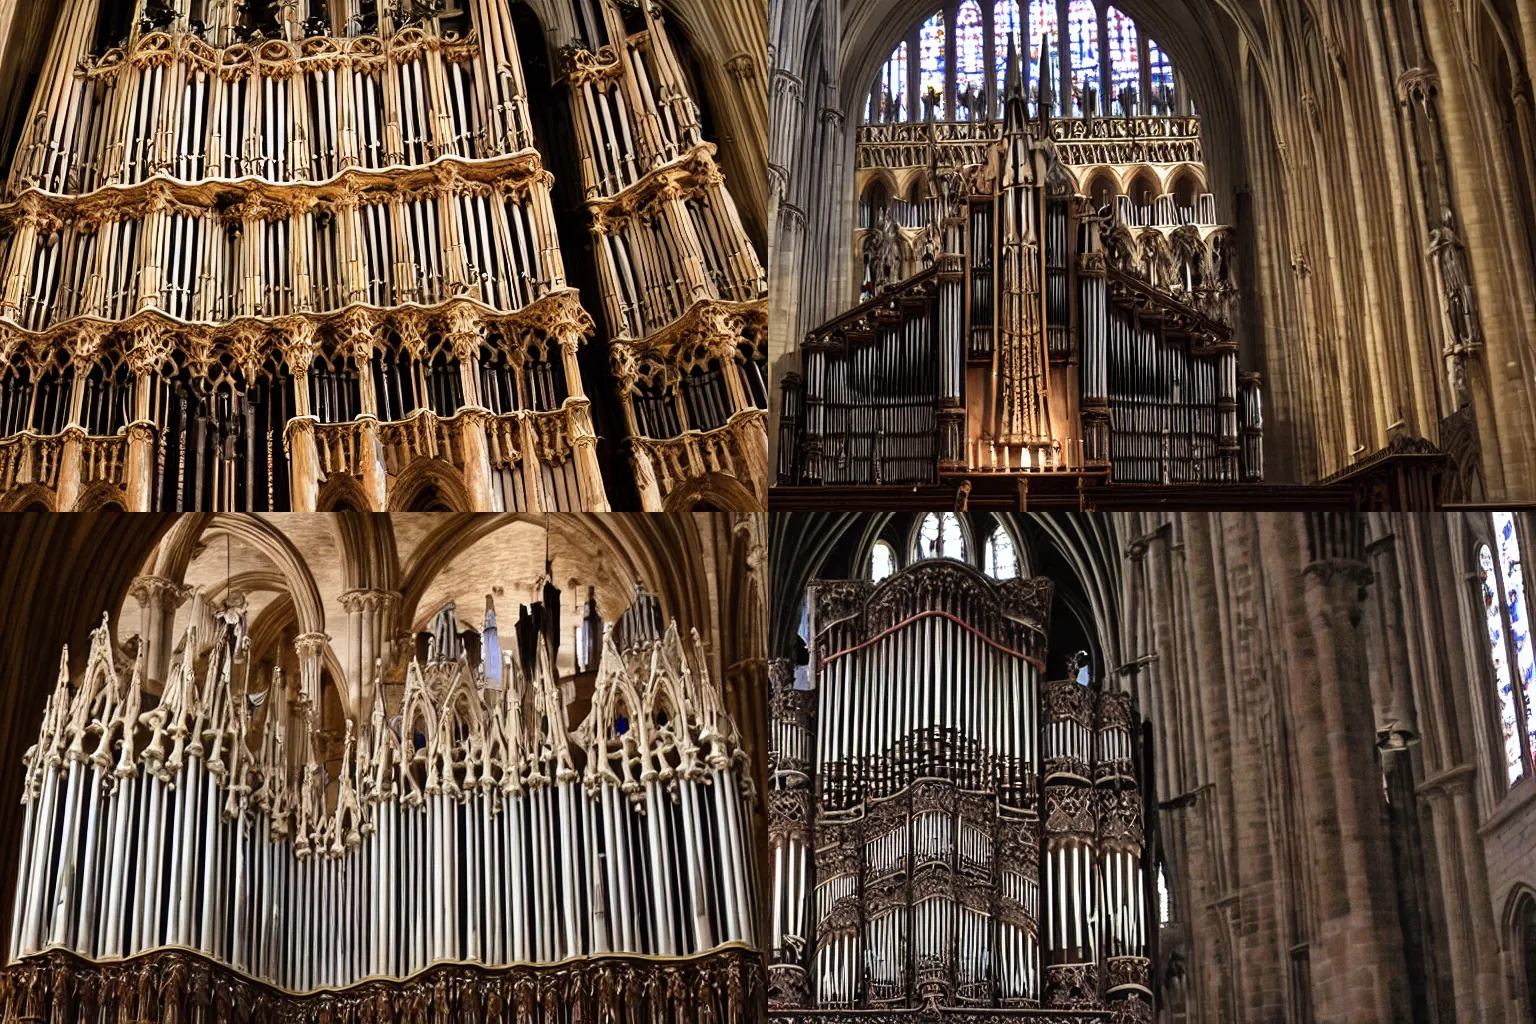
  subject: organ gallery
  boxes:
[776,34,1259,496]
[770,0,1536,506]
[0,0,767,512]
[0,511,770,1022]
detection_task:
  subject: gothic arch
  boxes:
[0,484,55,512]
[150,514,326,638]
[316,474,377,514]
[660,471,762,512]
[388,459,473,513]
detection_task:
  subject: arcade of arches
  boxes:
[768,511,1536,1022]
[768,0,1536,504]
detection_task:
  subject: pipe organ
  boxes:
[0,0,766,512]
[2,590,760,1021]
[777,55,1263,494]
[558,3,769,510]
[768,560,1151,1021]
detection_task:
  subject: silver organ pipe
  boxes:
[8,605,757,1008]
[769,560,1151,1019]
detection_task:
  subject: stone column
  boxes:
[346,310,387,510]
[124,422,156,511]
[1293,515,1410,1023]
[447,305,494,511]
[281,322,321,512]
[293,632,329,712]
[339,589,398,718]
[128,575,189,686]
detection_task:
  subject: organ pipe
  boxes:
[8,597,756,998]
[768,559,1152,1018]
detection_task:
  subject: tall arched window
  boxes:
[1157,863,1171,924]
[1480,511,1536,784]
[955,1,986,119]
[918,12,947,119]
[1106,7,1139,114]
[869,40,908,122]
[916,512,965,560]
[870,540,897,581]
[1147,37,1175,113]
[994,0,1022,101]
[1066,0,1099,116]
[984,527,1017,578]
[1025,0,1059,117]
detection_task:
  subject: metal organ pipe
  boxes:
[10,607,755,993]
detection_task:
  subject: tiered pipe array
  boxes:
[0,0,619,513]
[559,0,768,509]
[777,51,1261,491]
[9,602,757,995]
[767,559,1151,1019]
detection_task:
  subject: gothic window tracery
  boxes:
[955,1,986,119]
[1067,0,1099,116]
[1480,512,1536,784]
[916,510,966,560]
[919,12,948,119]
[864,0,1178,125]
[984,526,1017,578]
[1106,7,1138,114]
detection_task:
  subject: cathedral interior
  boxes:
[768,0,1536,507]
[0,0,768,512]
[0,511,770,1021]
[768,511,1536,1022]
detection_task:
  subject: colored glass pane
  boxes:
[1067,0,1098,116]
[1481,544,1523,783]
[1495,512,1536,773]
[869,40,908,122]
[1106,7,1139,114]
[1026,0,1059,117]
[994,0,1023,102]
[955,0,986,119]
[919,11,947,120]
[1147,37,1174,113]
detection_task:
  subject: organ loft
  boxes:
[0,0,768,512]
[776,21,1259,499]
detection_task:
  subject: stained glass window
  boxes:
[1025,0,1059,117]
[994,0,1022,102]
[919,11,947,120]
[1481,543,1524,783]
[1067,0,1098,116]
[955,0,986,120]
[1148,37,1175,113]
[984,528,1017,579]
[868,40,908,122]
[917,512,965,560]
[1106,7,1139,115]
[870,540,896,582]
[1496,512,1536,776]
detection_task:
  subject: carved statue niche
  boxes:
[1427,206,1482,410]
[861,206,905,295]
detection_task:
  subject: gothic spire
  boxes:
[1036,34,1053,132]
[1003,32,1025,133]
